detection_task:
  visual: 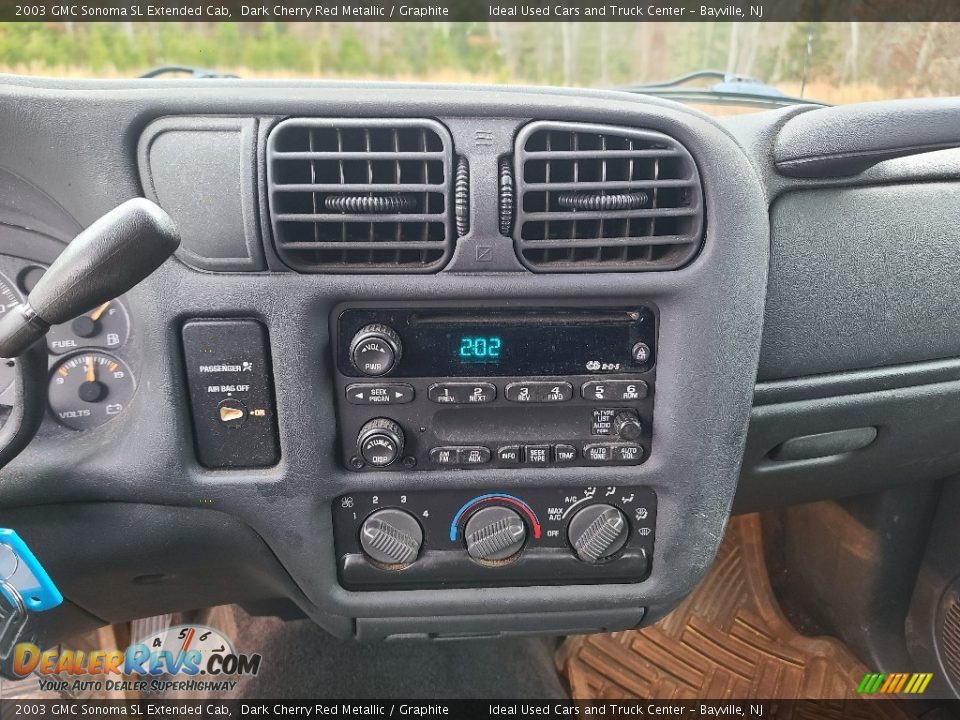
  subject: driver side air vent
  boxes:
[267,118,454,273]
[513,121,704,272]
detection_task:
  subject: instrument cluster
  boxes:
[0,253,136,432]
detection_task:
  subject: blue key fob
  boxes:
[0,529,62,612]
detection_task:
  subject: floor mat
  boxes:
[558,514,909,706]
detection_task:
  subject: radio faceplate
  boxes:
[334,306,656,472]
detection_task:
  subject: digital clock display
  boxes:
[457,335,502,364]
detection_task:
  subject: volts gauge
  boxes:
[48,352,135,431]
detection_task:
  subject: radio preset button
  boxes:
[346,383,414,405]
[582,380,649,402]
[428,382,496,404]
[497,446,522,464]
[554,444,577,463]
[505,381,573,403]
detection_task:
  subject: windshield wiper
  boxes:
[139,65,239,80]
[620,70,827,109]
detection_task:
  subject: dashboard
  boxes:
[2,77,960,670]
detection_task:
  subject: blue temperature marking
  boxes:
[0,529,63,612]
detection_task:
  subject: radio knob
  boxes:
[464,506,527,562]
[350,323,402,377]
[360,508,423,567]
[568,504,629,563]
[357,418,405,467]
[613,410,643,441]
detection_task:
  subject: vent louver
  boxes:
[267,118,454,272]
[513,121,704,272]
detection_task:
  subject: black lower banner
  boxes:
[0,700,941,720]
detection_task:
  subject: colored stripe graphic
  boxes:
[858,672,933,694]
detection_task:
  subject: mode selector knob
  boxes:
[350,323,402,376]
[568,504,629,563]
[357,418,405,467]
[613,411,643,441]
[464,506,527,562]
[360,508,423,567]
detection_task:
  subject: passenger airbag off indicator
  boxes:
[181,319,280,469]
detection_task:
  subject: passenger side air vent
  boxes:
[267,119,454,272]
[513,121,703,272]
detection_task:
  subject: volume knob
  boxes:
[357,418,405,467]
[360,508,423,567]
[350,323,402,376]
[464,506,527,562]
[568,504,629,563]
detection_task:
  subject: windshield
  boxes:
[0,21,951,110]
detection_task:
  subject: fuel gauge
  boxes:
[46,299,130,355]
[48,352,135,431]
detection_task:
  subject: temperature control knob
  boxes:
[360,508,423,567]
[464,506,527,562]
[613,411,643,441]
[350,324,402,376]
[568,504,629,563]
[357,418,405,467]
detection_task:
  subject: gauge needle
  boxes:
[89,301,111,321]
[85,356,96,383]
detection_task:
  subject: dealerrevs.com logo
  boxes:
[13,624,262,694]
[857,672,934,695]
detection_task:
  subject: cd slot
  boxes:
[409,309,640,327]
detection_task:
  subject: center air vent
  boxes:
[267,118,454,273]
[513,121,704,272]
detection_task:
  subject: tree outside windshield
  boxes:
[0,21,952,105]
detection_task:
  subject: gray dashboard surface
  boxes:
[0,77,768,636]
[763,182,960,380]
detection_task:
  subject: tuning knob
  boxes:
[568,504,629,563]
[357,418,405,467]
[360,508,423,567]
[464,506,527,562]
[613,411,643,441]
[350,323,402,376]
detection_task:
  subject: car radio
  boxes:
[333,305,657,472]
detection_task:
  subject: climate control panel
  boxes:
[333,486,657,590]
[333,306,657,471]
